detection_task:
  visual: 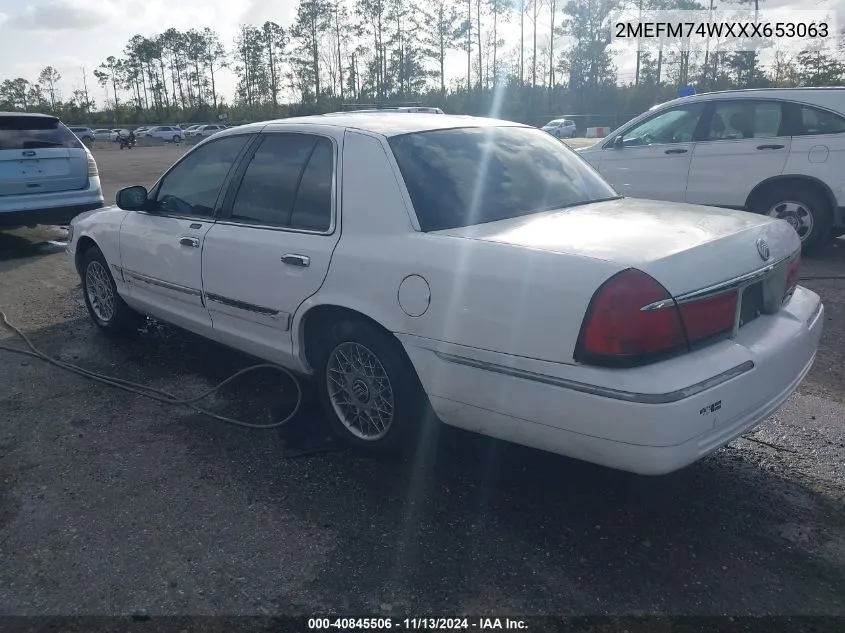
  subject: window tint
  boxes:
[796,105,845,136]
[230,133,321,227]
[153,134,249,217]
[704,100,783,140]
[290,138,333,231]
[388,126,619,232]
[620,102,705,146]
[0,116,83,150]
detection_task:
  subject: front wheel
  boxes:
[312,319,432,454]
[751,184,833,255]
[172,135,181,143]
[81,246,144,334]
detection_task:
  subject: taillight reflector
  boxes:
[86,153,98,177]
[784,253,801,300]
[678,290,738,346]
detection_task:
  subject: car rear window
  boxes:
[0,116,83,150]
[387,126,619,231]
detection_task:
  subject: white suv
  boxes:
[578,88,845,252]
[142,126,184,142]
[0,112,103,227]
[542,119,577,138]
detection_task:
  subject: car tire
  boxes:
[172,135,181,143]
[311,318,434,454]
[750,183,833,255]
[81,246,144,334]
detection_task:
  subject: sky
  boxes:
[0,0,842,107]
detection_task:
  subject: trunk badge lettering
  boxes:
[756,238,770,261]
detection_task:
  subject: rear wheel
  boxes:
[81,246,144,334]
[750,183,833,255]
[172,134,181,143]
[311,318,432,454]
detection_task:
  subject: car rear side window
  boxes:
[290,137,333,231]
[388,126,619,232]
[703,100,784,140]
[795,104,845,135]
[230,133,331,228]
[0,116,83,150]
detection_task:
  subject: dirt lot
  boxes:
[1,145,844,618]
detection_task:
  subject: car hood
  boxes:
[432,197,799,295]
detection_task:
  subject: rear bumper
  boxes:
[0,177,104,227]
[0,202,104,227]
[400,286,824,475]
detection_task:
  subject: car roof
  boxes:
[651,87,845,111]
[0,111,57,119]
[225,113,528,138]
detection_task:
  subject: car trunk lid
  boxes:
[433,197,800,298]
[0,115,89,196]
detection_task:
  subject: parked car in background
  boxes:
[140,125,184,142]
[110,129,131,141]
[542,118,577,138]
[133,126,149,135]
[1,112,103,227]
[92,128,114,141]
[182,125,201,135]
[577,88,845,252]
[66,112,822,476]
[69,126,95,142]
[186,124,227,138]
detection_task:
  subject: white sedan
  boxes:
[65,113,823,475]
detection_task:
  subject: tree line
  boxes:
[1,0,844,127]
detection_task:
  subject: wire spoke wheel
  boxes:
[85,261,115,323]
[326,341,395,441]
[767,200,814,241]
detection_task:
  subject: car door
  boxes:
[201,127,342,365]
[685,99,791,208]
[118,133,254,334]
[594,100,706,202]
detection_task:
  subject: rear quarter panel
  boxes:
[783,133,845,207]
[293,129,624,366]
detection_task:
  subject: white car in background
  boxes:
[68,126,95,142]
[1,112,103,228]
[578,88,845,252]
[66,113,822,476]
[542,118,577,138]
[141,126,184,142]
[92,128,114,141]
[109,129,131,141]
[186,124,227,138]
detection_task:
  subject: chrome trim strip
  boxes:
[433,351,755,405]
[205,293,291,329]
[124,270,202,297]
[641,253,792,311]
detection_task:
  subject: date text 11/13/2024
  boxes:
[307,617,529,630]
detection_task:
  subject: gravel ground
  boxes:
[0,145,843,618]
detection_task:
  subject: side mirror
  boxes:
[613,135,624,148]
[116,185,150,211]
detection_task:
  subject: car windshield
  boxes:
[0,116,84,150]
[388,126,619,231]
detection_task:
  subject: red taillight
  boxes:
[575,269,688,367]
[678,290,738,347]
[575,269,739,367]
[785,253,801,300]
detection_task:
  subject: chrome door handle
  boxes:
[281,254,310,267]
[179,236,200,248]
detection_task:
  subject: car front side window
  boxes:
[152,135,250,218]
[617,102,706,147]
[228,133,333,230]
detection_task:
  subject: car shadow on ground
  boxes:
[0,226,68,267]
[3,312,845,614]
